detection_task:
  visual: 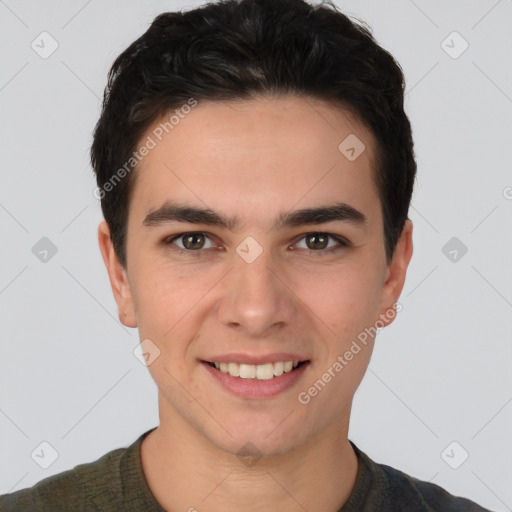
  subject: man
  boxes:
[0,0,493,510]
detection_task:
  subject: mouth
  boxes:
[202,360,310,380]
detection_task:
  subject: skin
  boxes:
[98,95,413,511]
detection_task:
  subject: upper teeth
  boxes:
[213,361,299,379]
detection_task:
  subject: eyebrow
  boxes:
[142,200,367,231]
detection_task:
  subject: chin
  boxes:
[204,416,309,461]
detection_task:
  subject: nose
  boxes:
[217,241,297,337]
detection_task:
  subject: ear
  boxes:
[377,219,413,327]
[97,220,137,328]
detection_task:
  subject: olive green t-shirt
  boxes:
[0,427,493,511]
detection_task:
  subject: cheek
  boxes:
[130,263,178,340]
[294,267,380,417]
[297,261,383,339]
[132,263,216,348]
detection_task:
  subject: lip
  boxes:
[201,353,309,365]
[201,360,310,399]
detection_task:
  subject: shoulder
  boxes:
[380,461,491,511]
[352,443,493,512]
[0,446,126,512]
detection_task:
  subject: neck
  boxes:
[141,402,358,512]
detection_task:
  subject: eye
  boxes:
[163,231,350,256]
[293,232,349,253]
[165,232,215,253]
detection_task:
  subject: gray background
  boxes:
[1,0,511,510]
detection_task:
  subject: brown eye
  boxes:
[166,232,215,252]
[293,232,349,254]
[305,232,329,250]
[181,233,206,250]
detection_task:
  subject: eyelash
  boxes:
[163,231,350,257]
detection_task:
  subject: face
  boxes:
[99,95,412,458]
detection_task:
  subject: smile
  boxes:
[206,360,306,380]
[201,354,311,399]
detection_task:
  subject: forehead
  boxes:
[129,95,381,231]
